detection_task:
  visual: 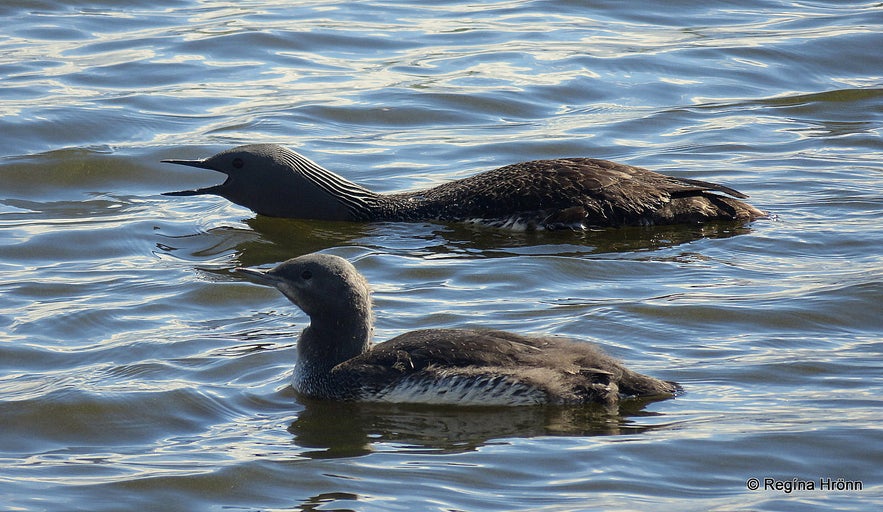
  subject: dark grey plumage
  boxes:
[164,144,765,230]
[235,253,678,406]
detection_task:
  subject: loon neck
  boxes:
[293,316,372,398]
[281,151,384,221]
[300,173,431,223]
[297,313,373,370]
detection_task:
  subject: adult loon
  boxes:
[165,144,764,230]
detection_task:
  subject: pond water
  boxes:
[1,1,881,510]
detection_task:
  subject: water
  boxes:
[2,1,882,510]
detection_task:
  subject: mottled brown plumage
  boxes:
[165,144,764,229]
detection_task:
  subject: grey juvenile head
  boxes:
[163,144,373,219]
[236,253,373,326]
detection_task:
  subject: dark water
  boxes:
[2,1,882,510]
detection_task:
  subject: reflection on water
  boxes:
[298,492,360,512]
[155,213,757,266]
[289,397,673,459]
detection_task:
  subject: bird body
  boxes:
[236,253,678,406]
[165,144,764,230]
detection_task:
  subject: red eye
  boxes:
[232,158,244,169]
[301,270,312,280]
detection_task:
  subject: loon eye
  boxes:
[301,270,312,280]
[232,157,244,169]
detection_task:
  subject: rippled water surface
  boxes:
[2,1,882,510]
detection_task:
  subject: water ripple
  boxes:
[1,0,882,510]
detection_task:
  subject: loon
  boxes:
[235,253,678,406]
[164,144,764,230]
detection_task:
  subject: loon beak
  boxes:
[234,267,280,286]
[162,158,212,169]
[162,158,229,196]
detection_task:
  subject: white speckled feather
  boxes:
[370,372,549,406]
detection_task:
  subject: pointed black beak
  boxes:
[162,158,229,196]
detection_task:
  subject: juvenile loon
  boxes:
[235,253,678,406]
[164,144,765,230]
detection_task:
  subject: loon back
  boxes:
[329,328,677,406]
[386,157,765,229]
